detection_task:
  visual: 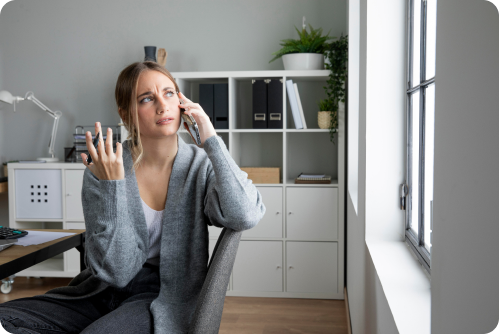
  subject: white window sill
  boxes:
[365,239,431,334]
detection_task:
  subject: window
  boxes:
[405,0,437,273]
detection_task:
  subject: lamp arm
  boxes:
[24,92,57,117]
[24,92,62,159]
[48,111,62,158]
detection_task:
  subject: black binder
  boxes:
[199,84,214,125]
[252,80,267,129]
[214,83,229,129]
[267,79,283,129]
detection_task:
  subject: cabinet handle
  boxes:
[276,212,280,215]
[66,193,72,196]
[288,266,294,269]
[288,212,293,215]
[276,265,281,269]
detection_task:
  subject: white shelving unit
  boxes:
[172,70,345,299]
[8,70,345,300]
[8,163,86,278]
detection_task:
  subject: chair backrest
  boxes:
[188,227,242,334]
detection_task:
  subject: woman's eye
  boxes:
[166,91,174,97]
[141,97,152,103]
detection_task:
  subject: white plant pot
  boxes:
[282,53,325,70]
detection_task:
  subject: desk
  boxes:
[0,229,85,293]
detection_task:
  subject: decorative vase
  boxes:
[318,111,337,129]
[144,46,157,62]
[282,53,324,70]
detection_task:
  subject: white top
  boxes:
[141,197,164,266]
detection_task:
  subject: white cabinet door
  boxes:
[15,169,63,219]
[65,170,85,221]
[286,187,338,240]
[286,242,338,294]
[242,187,282,238]
[233,241,283,292]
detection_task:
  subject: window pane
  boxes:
[412,0,421,86]
[424,84,435,251]
[410,91,420,235]
[426,0,437,79]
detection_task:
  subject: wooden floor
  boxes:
[0,277,348,334]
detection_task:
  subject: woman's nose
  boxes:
[156,95,169,113]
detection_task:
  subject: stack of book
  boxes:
[294,173,331,184]
[285,79,307,129]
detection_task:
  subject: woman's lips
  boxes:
[157,118,174,125]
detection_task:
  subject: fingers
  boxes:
[116,141,123,160]
[105,127,114,156]
[85,131,98,163]
[178,92,191,103]
[95,122,105,157]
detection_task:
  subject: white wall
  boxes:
[346,0,405,332]
[431,0,499,333]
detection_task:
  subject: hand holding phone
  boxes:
[179,96,202,146]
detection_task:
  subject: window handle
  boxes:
[400,183,408,210]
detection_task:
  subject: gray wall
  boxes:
[431,0,499,333]
[0,0,346,224]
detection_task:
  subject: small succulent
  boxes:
[269,24,336,63]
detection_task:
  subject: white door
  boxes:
[286,241,338,294]
[242,187,282,238]
[233,241,283,292]
[286,187,338,240]
[65,170,85,221]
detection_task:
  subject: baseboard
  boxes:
[344,287,352,334]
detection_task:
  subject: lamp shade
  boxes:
[0,90,14,104]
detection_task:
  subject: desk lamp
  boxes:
[0,90,62,162]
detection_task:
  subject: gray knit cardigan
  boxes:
[43,134,266,333]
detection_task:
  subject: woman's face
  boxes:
[135,70,181,139]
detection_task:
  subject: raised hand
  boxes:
[81,122,124,180]
[178,92,217,147]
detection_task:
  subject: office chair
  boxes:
[188,227,242,334]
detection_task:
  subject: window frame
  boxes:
[405,0,435,273]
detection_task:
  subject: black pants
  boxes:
[0,264,160,334]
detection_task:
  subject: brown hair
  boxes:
[115,61,180,173]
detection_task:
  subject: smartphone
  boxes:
[86,131,100,164]
[179,95,202,146]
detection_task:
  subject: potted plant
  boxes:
[269,24,336,70]
[317,35,348,143]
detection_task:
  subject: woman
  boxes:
[0,61,266,334]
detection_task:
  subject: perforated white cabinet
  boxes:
[233,241,283,292]
[286,188,338,241]
[286,241,338,294]
[15,169,63,219]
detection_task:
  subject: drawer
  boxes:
[286,187,338,240]
[242,187,282,238]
